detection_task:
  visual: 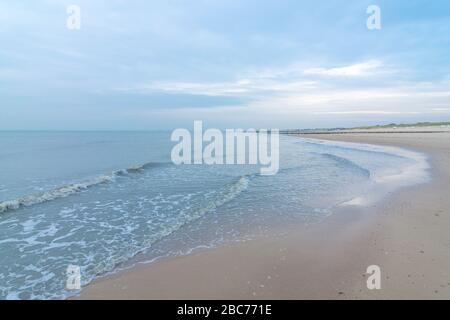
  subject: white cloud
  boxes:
[129,60,386,98]
[312,111,423,115]
[303,60,383,77]
[122,77,317,97]
[117,59,450,119]
[140,81,252,96]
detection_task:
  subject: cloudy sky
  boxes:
[1,0,450,130]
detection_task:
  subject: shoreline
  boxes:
[76,132,450,299]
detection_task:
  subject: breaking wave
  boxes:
[0,162,172,214]
[320,153,371,178]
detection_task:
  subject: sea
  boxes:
[0,131,429,299]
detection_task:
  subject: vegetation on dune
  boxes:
[355,121,450,130]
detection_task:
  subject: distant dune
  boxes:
[281,121,450,135]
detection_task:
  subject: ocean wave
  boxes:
[320,153,371,178]
[196,175,249,215]
[0,175,115,214]
[301,139,430,207]
[62,175,250,300]
[301,139,407,159]
[114,162,171,175]
[0,162,172,214]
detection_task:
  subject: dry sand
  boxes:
[76,132,450,300]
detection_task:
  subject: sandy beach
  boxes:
[76,131,450,300]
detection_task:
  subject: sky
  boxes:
[1,0,450,130]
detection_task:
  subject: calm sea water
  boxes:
[0,131,429,299]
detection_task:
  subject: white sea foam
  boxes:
[0,174,115,214]
[302,139,431,207]
[0,162,170,214]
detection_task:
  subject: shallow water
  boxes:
[0,132,429,299]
